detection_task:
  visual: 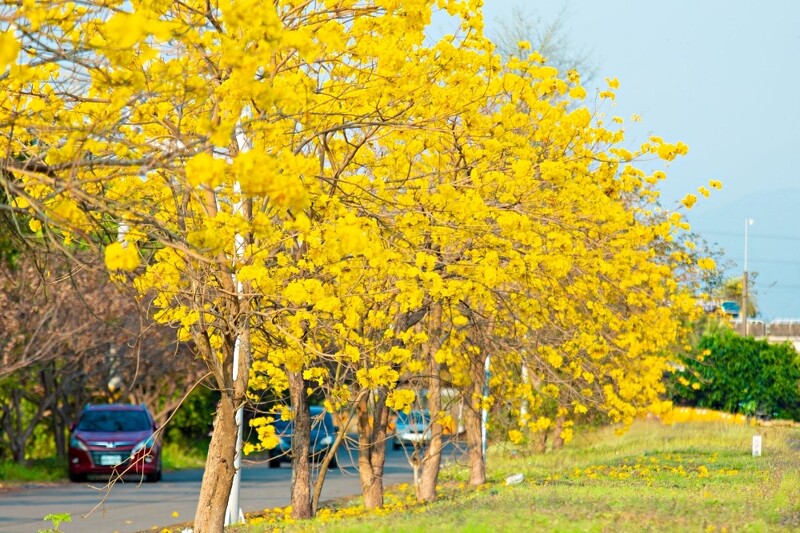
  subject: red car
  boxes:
[68,403,162,482]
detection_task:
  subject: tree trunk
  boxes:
[357,389,389,510]
[193,395,239,532]
[550,414,565,450]
[288,370,312,519]
[1,388,26,463]
[4,381,52,465]
[418,302,443,502]
[533,431,547,453]
[192,318,251,532]
[47,365,67,459]
[418,378,443,501]
[464,355,486,486]
[312,420,346,515]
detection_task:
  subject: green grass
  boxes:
[162,439,209,469]
[233,419,800,532]
[4,420,799,531]
[0,457,67,484]
[0,439,208,487]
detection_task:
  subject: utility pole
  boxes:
[481,355,490,461]
[226,129,250,527]
[742,218,754,336]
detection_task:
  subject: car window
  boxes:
[397,411,429,425]
[272,409,335,435]
[273,419,293,435]
[311,411,335,432]
[77,410,151,432]
[410,412,429,425]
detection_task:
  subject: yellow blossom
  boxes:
[104,242,139,272]
[681,193,697,209]
[0,31,20,69]
[508,429,524,444]
[697,257,716,270]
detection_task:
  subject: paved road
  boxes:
[0,441,468,533]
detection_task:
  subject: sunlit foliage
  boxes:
[0,0,715,524]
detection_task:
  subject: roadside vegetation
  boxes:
[0,442,205,491]
[0,458,66,486]
[1,1,797,531]
[1,1,716,528]
[227,413,800,532]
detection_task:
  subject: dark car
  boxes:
[68,403,162,482]
[268,406,337,468]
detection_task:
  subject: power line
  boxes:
[698,230,800,242]
[746,258,800,267]
[760,284,800,291]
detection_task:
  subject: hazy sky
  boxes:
[480,1,800,320]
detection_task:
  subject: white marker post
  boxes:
[752,435,762,457]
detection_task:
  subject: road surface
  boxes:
[0,441,467,533]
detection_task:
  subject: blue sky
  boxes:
[479,0,800,320]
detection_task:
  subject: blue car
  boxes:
[268,406,338,468]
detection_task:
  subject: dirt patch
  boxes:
[781,510,800,528]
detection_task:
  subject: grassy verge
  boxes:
[0,457,67,487]
[162,439,209,470]
[230,418,800,532]
[0,440,208,489]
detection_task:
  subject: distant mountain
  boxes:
[685,188,800,321]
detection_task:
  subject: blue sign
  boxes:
[721,301,740,315]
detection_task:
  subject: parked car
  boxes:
[393,410,432,449]
[68,403,162,482]
[268,405,338,468]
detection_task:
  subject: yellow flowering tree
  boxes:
[1,0,719,526]
[0,0,490,527]
[392,53,711,487]
[233,3,508,513]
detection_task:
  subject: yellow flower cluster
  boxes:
[104,242,140,272]
[563,453,734,485]
[660,407,750,425]
[243,482,425,528]
[0,0,719,523]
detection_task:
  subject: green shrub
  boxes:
[162,440,208,469]
[0,457,67,482]
[670,327,800,420]
[164,386,219,448]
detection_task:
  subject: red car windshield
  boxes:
[77,410,151,432]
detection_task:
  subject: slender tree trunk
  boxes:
[464,355,486,486]
[357,389,389,510]
[533,431,548,453]
[550,414,565,450]
[418,303,443,502]
[7,384,51,465]
[194,394,239,532]
[312,421,347,515]
[288,370,312,519]
[418,372,443,501]
[47,365,67,459]
[0,389,27,464]
[193,324,251,531]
